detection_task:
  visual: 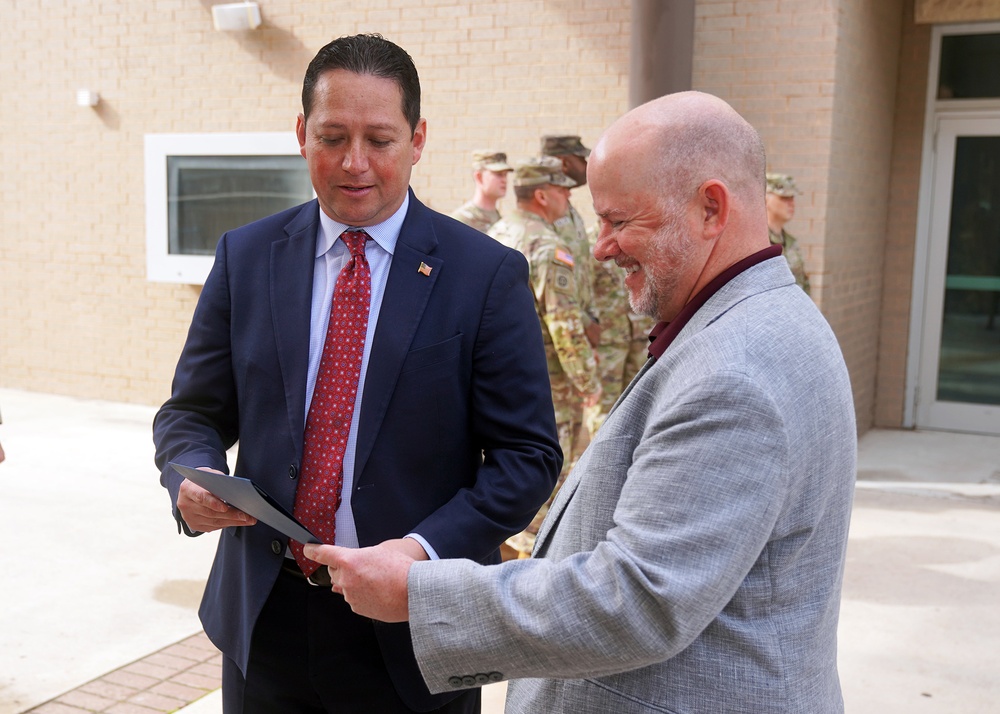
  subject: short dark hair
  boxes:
[302,34,421,134]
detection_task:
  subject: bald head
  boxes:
[593,91,766,212]
[589,92,771,321]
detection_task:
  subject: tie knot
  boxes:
[341,230,368,258]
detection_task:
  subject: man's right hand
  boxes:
[177,470,257,533]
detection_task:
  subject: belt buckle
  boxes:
[307,567,331,588]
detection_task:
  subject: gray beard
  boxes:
[627,213,692,319]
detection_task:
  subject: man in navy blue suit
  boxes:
[153,34,560,713]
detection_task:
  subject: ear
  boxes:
[295,113,307,160]
[700,180,730,240]
[411,118,427,165]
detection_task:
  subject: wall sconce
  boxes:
[76,89,100,107]
[212,2,262,31]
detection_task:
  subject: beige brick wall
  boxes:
[876,3,932,427]
[823,0,905,433]
[0,0,947,435]
[916,0,1000,23]
[0,0,631,406]
[693,0,905,433]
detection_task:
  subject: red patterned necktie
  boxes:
[291,229,371,576]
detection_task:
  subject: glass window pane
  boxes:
[167,155,313,256]
[937,136,1000,405]
[939,33,1000,99]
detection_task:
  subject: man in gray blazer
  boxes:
[306,91,857,713]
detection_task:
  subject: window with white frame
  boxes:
[145,132,313,284]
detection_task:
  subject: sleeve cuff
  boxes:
[405,533,440,560]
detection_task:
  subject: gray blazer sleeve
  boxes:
[409,369,791,689]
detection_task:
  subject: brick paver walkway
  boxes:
[25,632,221,713]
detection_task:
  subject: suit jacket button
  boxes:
[448,677,464,688]
[462,675,477,687]
[488,671,503,682]
[288,464,298,479]
[475,673,490,685]
[270,540,282,555]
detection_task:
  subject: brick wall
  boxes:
[693,0,905,433]
[876,3,932,427]
[823,0,905,432]
[0,0,952,435]
[0,0,631,406]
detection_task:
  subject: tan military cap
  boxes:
[540,135,591,158]
[471,150,512,172]
[513,156,578,188]
[766,173,802,197]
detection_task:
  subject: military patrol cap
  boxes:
[471,150,512,172]
[513,156,578,188]
[540,135,591,158]
[766,173,802,197]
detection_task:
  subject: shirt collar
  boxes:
[647,243,783,359]
[315,191,410,259]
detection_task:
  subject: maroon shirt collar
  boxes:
[647,244,782,359]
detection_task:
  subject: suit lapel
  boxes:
[353,194,442,483]
[270,201,320,458]
[534,357,657,555]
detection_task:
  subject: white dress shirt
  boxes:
[303,195,438,558]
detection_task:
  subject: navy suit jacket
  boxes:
[153,192,560,710]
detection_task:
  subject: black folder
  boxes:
[169,462,321,544]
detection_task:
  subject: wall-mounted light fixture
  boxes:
[76,89,100,107]
[211,2,261,31]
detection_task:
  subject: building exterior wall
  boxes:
[0,0,631,406]
[822,0,905,433]
[916,0,1000,23]
[876,2,932,427]
[5,0,979,436]
[693,0,903,432]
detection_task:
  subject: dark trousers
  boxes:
[222,565,480,713]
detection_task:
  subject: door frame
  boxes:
[906,22,1000,434]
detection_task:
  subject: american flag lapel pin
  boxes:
[418,262,433,277]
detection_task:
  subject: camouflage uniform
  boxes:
[449,150,512,233]
[553,204,595,320]
[766,172,811,295]
[544,136,597,327]
[544,136,598,462]
[449,201,500,233]
[769,228,810,295]
[489,209,599,416]
[583,226,631,435]
[490,158,599,555]
[625,312,656,379]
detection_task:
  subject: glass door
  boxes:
[916,115,1000,435]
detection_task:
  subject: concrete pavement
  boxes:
[0,387,997,713]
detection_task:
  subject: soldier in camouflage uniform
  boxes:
[542,135,600,347]
[766,172,811,295]
[449,150,513,233]
[583,224,630,435]
[489,157,601,556]
[542,135,600,459]
[583,225,658,436]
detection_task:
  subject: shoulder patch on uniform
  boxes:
[554,248,575,268]
[551,263,575,295]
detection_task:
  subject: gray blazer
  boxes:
[408,257,857,713]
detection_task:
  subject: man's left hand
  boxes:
[304,541,415,622]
